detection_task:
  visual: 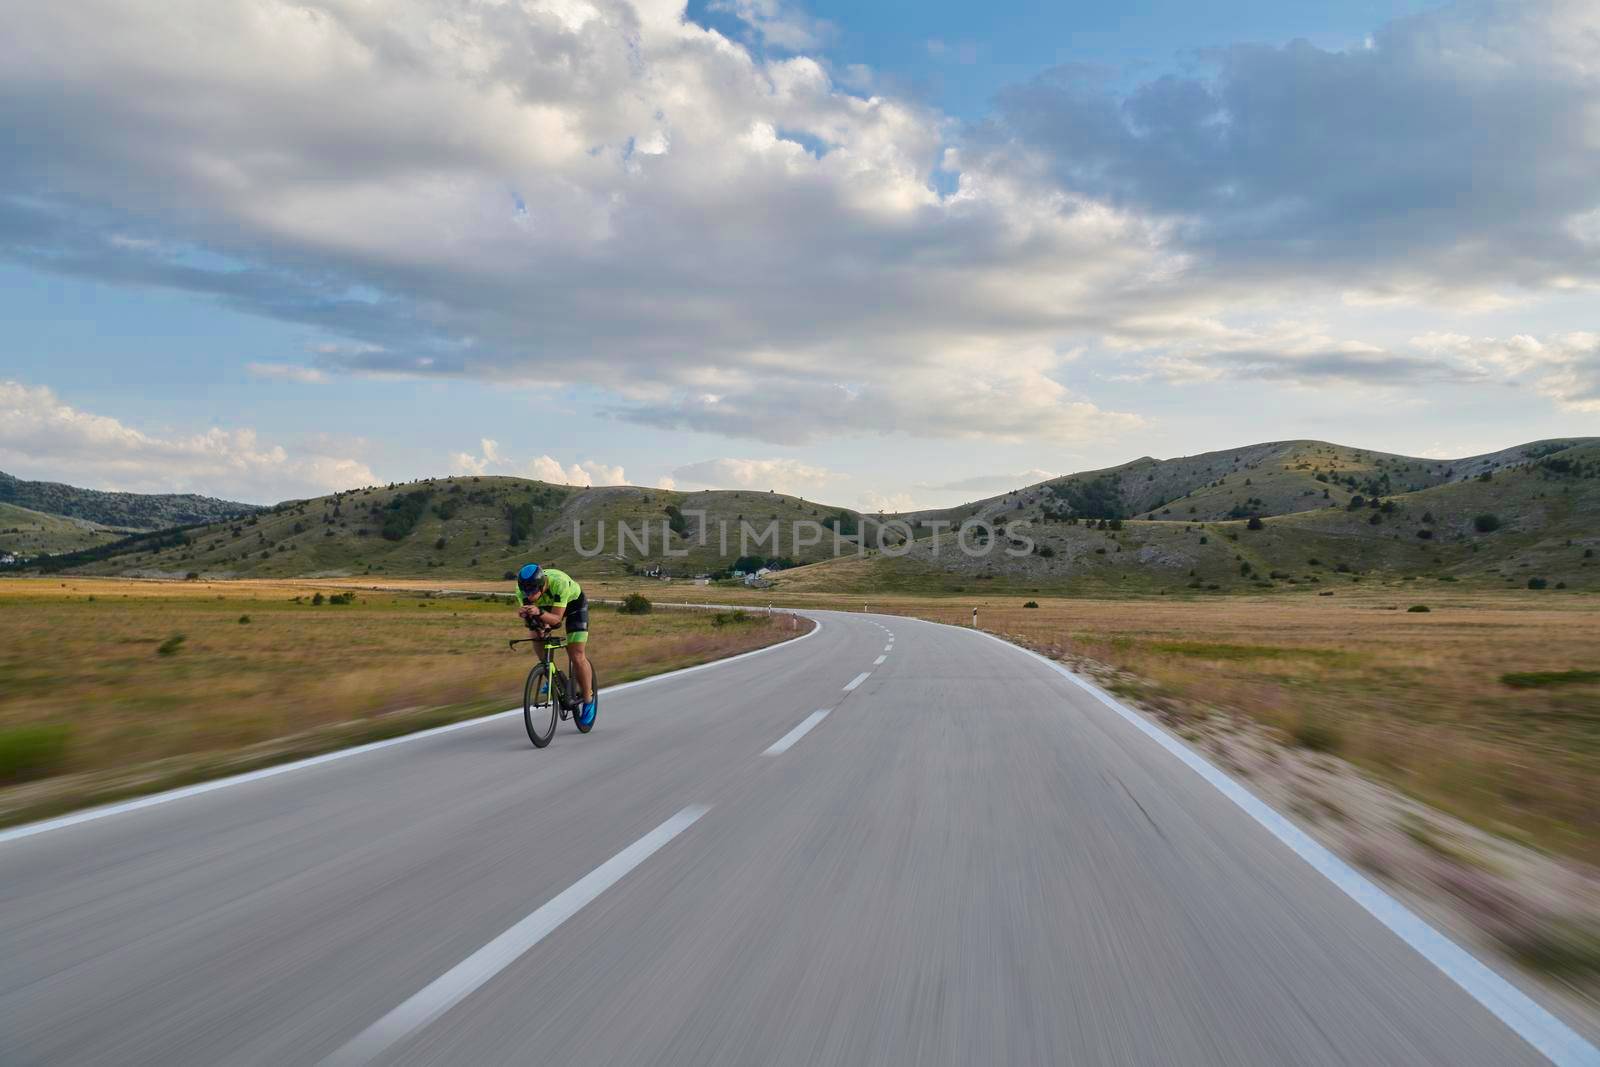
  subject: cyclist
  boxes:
[515,563,595,727]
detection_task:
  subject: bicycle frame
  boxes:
[509,634,574,707]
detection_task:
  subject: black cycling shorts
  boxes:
[562,592,589,638]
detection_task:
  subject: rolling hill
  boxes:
[782,439,1600,595]
[23,438,1600,593]
[0,502,131,558]
[0,470,261,530]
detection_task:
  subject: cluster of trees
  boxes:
[1042,475,1125,522]
[381,490,433,542]
[821,510,860,536]
[24,526,196,573]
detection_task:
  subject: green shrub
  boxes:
[1291,715,1342,752]
[1474,513,1501,533]
[1500,670,1600,689]
[0,723,71,783]
[311,592,326,605]
[328,592,355,605]
[618,592,653,615]
[1035,544,1055,558]
[713,609,753,627]
[1023,600,1040,608]
[1407,605,1431,613]
[1528,577,1548,590]
[1246,516,1264,530]
[157,634,186,656]
[238,615,251,624]
[185,571,201,580]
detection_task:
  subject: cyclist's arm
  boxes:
[520,600,568,627]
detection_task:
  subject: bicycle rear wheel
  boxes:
[523,665,557,748]
[574,665,598,734]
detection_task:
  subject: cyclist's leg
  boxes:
[565,594,593,701]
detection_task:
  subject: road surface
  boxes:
[2,610,1593,1065]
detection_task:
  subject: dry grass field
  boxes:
[0,577,802,825]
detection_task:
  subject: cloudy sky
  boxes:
[1,0,1596,508]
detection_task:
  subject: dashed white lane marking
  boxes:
[324,805,711,1066]
[883,644,892,652]
[1,617,824,847]
[843,672,871,692]
[873,655,887,665]
[763,710,830,756]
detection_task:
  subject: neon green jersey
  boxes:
[520,567,581,608]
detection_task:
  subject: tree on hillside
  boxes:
[381,490,433,541]
[1050,475,1124,520]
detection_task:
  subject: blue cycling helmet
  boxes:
[517,563,545,596]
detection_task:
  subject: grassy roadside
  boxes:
[0,577,806,828]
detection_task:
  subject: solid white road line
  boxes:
[873,655,887,665]
[763,710,830,756]
[843,672,871,692]
[0,619,822,847]
[963,626,1600,1067]
[325,805,710,1067]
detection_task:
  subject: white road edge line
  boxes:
[0,619,822,847]
[843,671,871,692]
[873,655,887,665]
[324,805,710,1066]
[763,710,830,756]
[963,625,1599,1067]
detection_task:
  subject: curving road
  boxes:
[1,610,1594,1065]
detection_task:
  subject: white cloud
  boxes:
[0,0,1157,447]
[667,456,841,496]
[246,362,330,384]
[709,0,835,51]
[987,0,1600,298]
[0,380,374,501]
[858,490,920,513]
[452,439,626,486]
[915,468,1055,493]
[1,0,1595,444]
[1412,332,1600,412]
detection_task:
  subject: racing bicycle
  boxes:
[508,632,598,748]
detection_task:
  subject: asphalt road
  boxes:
[2,610,1593,1065]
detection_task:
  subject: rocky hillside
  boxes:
[32,438,1600,593]
[0,470,261,530]
[902,438,1595,528]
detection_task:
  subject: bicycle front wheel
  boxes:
[523,665,557,748]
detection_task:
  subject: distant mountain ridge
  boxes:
[30,436,1600,593]
[900,437,1600,527]
[0,470,261,531]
